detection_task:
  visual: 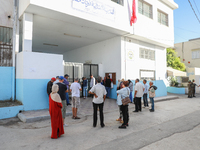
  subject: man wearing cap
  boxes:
[57,76,68,127]
[47,77,56,96]
[64,74,71,105]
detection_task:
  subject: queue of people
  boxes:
[47,75,158,138]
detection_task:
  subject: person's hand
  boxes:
[134,94,136,98]
[94,94,98,98]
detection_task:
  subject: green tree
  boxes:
[167,48,186,71]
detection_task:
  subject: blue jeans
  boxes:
[83,86,88,97]
[105,87,111,97]
[143,94,148,106]
[129,92,133,103]
[66,92,69,104]
[150,97,154,110]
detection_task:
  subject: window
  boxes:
[111,0,124,6]
[138,0,153,19]
[139,48,155,60]
[157,9,168,26]
[192,50,200,59]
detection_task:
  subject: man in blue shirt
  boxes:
[64,74,71,106]
[143,79,149,107]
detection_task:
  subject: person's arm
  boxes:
[89,91,98,98]
[103,95,106,101]
[89,86,98,98]
[134,84,137,98]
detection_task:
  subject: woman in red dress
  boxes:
[49,84,64,139]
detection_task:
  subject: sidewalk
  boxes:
[18,94,179,123]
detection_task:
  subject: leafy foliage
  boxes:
[168,76,179,87]
[167,48,186,71]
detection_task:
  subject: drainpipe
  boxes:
[12,0,17,100]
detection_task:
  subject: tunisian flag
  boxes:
[130,0,137,25]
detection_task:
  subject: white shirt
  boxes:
[90,77,95,88]
[90,83,107,104]
[70,82,81,97]
[135,82,144,97]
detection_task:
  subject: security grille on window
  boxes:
[139,48,155,60]
[158,9,168,26]
[192,50,200,59]
[138,0,153,19]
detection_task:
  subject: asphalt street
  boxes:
[0,95,200,150]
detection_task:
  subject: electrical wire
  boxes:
[193,0,200,16]
[188,0,200,24]
[175,26,200,34]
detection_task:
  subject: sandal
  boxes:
[116,118,122,121]
[74,116,80,119]
[72,116,75,119]
[120,120,124,123]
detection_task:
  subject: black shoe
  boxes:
[118,125,126,129]
[149,109,154,112]
[126,123,129,127]
[93,125,96,127]
[193,96,196,97]
[67,103,71,105]
[101,124,105,128]
[133,110,138,112]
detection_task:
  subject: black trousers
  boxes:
[93,102,104,127]
[135,97,142,111]
[120,105,129,125]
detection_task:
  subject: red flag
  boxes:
[130,0,137,26]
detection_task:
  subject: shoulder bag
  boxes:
[121,88,131,105]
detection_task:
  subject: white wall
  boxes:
[63,37,122,79]
[0,0,14,28]
[133,0,176,47]
[121,37,166,80]
[16,52,63,79]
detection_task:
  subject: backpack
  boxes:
[152,85,157,90]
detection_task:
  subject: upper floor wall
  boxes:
[132,0,178,47]
[18,0,178,47]
[0,0,14,28]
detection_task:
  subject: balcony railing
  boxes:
[111,0,124,6]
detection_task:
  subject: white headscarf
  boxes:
[50,84,62,103]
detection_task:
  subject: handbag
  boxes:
[121,88,131,105]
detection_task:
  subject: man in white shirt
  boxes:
[133,79,144,112]
[70,78,82,119]
[89,77,107,128]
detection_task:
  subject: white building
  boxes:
[0,0,178,118]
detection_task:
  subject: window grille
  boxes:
[138,0,153,19]
[139,48,155,60]
[158,9,168,26]
[192,50,200,59]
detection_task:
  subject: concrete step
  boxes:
[18,109,72,123]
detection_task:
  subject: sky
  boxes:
[174,0,200,43]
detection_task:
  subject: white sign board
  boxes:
[72,0,115,21]
[141,71,154,78]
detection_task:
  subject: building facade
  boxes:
[0,0,178,119]
[174,38,200,68]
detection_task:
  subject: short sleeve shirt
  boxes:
[57,82,67,100]
[70,82,81,97]
[135,82,144,97]
[90,83,107,104]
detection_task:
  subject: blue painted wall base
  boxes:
[110,80,167,100]
[0,105,24,119]
[167,87,185,94]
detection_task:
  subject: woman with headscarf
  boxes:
[49,84,64,139]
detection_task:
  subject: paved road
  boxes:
[0,95,200,150]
